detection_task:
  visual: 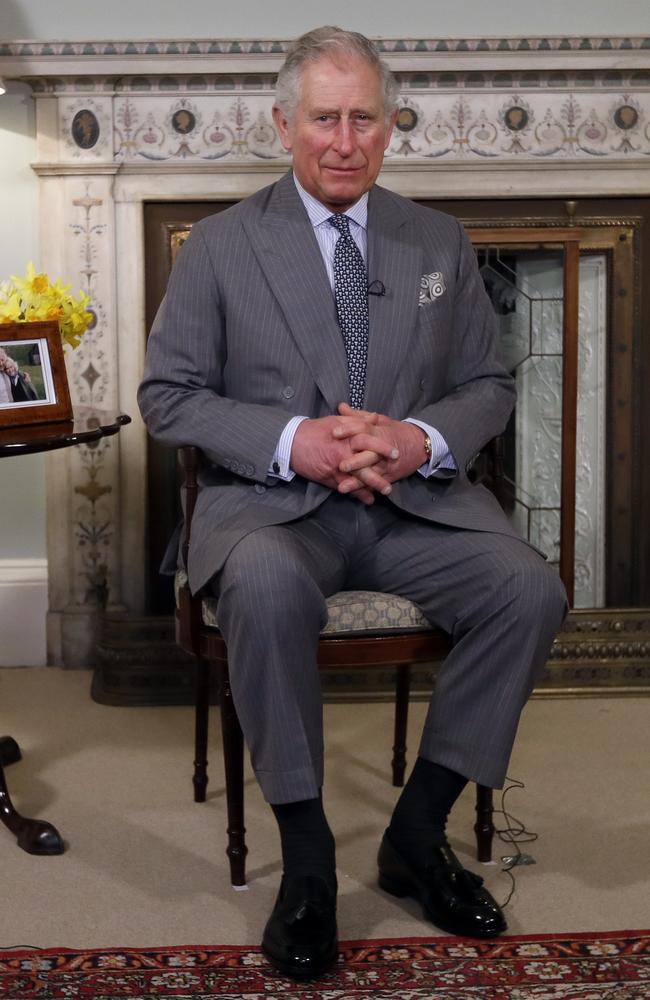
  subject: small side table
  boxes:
[0,408,131,854]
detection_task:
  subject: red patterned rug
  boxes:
[1,931,649,999]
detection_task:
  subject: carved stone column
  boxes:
[34,89,125,664]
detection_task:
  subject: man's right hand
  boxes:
[290,414,398,505]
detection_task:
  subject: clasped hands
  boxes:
[290,402,427,505]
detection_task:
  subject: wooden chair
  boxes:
[175,445,494,887]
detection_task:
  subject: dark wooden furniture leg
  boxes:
[474,784,495,863]
[0,412,131,860]
[219,665,247,886]
[392,665,410,787]
[0,756,65,855]
[193,659,210,803]
[0,736,21,767]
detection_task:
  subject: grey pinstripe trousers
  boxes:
[211,493,567,804]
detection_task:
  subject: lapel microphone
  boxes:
[367,279,386,296]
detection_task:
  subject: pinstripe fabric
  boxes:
[213,494,566,801]
[139,170,567,803]
[139,172,519,594]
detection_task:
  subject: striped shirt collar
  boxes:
[292,172,368,231]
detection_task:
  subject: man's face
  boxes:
[273,55,397,213]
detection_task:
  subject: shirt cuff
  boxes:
[404,418,457,478]
[268,415,309,480]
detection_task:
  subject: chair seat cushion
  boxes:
[175,570,432,636]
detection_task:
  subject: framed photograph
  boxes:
[0,320,73,427]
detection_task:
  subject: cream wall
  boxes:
[2,0,650,41]
[0,81,44,562]
[0,0,649,655]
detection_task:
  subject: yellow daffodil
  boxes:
[0,262,92,348]
[10,261,50,298]
[0,288,22,323]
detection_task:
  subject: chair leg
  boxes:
[193,658,210,803]
[474,783,494,863]
[219,663,248,887]
[392,665,411,787]
[0,737,21,768]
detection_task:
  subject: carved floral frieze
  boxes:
[113,96,283,162]
[50,89,650,164]
[388,93,650,160]
[1,34,648,165]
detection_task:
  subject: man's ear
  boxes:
[272,105,292,151]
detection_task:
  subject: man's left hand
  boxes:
[333,402,428,493]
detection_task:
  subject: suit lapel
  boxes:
[365,186,421,414]
[243,176,422,416]
[242,173,349,411]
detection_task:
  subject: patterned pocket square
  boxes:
[419,271,446,305]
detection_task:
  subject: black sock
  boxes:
[271,795,336,891]
[388,757,468,868]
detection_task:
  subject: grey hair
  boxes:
[275,26,400,123]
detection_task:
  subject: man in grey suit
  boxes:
[139,26,567,980]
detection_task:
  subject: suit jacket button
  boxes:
[281,386,295,399]
[255,483,266,494]
[420,378,426,390]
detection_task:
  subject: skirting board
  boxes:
[0,559,48,667]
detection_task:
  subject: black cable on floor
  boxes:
[492,776,538,908]
[0,944,44,951]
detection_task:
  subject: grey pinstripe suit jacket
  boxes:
[138,171,520,594]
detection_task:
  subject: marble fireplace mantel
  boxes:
[1,35,649,672]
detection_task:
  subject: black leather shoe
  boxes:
[378,831,506,938]
[262,874,338,980]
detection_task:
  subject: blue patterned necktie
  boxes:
[328,213,368,410]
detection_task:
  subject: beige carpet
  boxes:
[1,666,648,949]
